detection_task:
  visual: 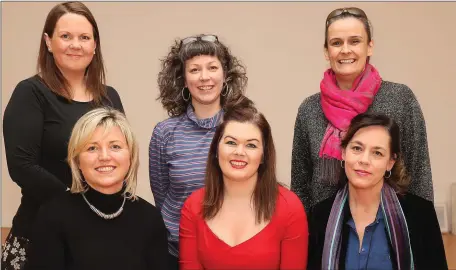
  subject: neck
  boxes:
[223,173,258,200]
[335,74,357,90]
[87,182,124,195]
[348,181,383,214]
[60,68,89,100]
[192,100,221,119]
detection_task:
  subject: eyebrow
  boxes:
[224,135,260,143]
[350,140,386,151]
[87,140,123,145]
[188,61,218,66]
[329,36,363,41]
[57,31,92,36]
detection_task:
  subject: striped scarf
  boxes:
[322,183,414,270]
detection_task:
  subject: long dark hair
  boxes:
[37,1,107,105]
[203,97,279,223]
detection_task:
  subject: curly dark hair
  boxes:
[157,34,248,117]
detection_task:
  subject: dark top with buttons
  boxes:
[3,75,124,238]
[345,207,393,270]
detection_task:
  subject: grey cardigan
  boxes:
[291,81,434,212]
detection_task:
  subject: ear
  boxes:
[387,153,396,171]
[341,148,346,160]
[44,33,51,50]
[367,39,374,57]
[324,47,330,61]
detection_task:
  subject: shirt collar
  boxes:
[185,103,224,129]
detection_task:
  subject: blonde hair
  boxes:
[67,107,139,200]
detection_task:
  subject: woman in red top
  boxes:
[179,97,308,269]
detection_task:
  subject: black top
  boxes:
[3,75,124,238]
[307,192,448,270]
[26,187,169,270]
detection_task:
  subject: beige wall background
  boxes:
[2,2,455,227]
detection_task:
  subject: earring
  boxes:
[340,160,345,168]
[181,87,190,102]
[48,47,52,52]
[221,82,231,97]
[384,170,392,179]
[93,51,96,55]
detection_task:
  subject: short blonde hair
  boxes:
[67,107,139,200]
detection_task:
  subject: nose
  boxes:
[341,43,350,54]
[199,68,210,81]
[69,39,82,50]
[359,151,370,165]
[98,148,111,161]
[233,144,245,156]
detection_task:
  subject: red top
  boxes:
[179,186,308,270]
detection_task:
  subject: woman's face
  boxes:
[342,125,395,191]
[184,55,225,108]
[45,13,96,75]
[325,17,373,81]
[217,121,264,183]
[78,126,130,194]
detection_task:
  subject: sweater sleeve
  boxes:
[291,100,314,213]
[400,86,434,202]
[149,123,170,210]
[179,193,203,270]
[280,191,309,270]
[26,199,65,270]
[3,79,67,202]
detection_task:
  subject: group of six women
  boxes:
[1,1,447,270]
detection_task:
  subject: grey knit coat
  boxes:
[291,80,434,212]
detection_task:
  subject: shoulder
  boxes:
[297,92,321,115]
[106,85,120,99]
[182,188,205,214]
[377,80,418,101]
[308,194,336,223]
[151,115,185,139]
[277,186,306,217]
[129,196,163,220]
[399,192,434,212]
[37,191,76,218]
[10,75,49,99]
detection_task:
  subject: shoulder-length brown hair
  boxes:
[340,113,410,194]
[157,34,248,117]
[37,1,107,105]
[203,97,279,224]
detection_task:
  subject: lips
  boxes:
[338,59,355,64]
[198,85,214,90]
[230,160,247,169]
[355,170,371,176]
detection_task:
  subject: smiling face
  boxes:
[184,54,225,108]
[217,121,264,183]
[324,17,373,81]
[342,125,395,191]
[78,126,130,194]
[45,12,96,75]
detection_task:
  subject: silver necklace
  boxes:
[81,193,126,220]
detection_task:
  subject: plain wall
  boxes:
[2,2,455,227]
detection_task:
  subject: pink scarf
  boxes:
[319,63,382,160]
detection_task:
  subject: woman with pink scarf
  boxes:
[291,7,433,213]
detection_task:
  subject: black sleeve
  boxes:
[291,101,313,213]
[3,80,67,202]
[146,207,169,270]
[106,86,125,114]
[420,200,448,269]
[26,200,65,270]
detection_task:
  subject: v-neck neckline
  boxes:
[203,213,276,249]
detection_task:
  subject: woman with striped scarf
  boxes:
[307,113,447,270]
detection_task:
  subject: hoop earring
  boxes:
[182,87,190,102]
[340,160,345,168]
[221,82,231,97]
[384,170,392,179]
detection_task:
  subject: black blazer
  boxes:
[307,192,448,270]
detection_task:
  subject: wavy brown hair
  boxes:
[157,34,248,117]
[340,113,410,194]
[37,1,107,105]
[203,97,279,224]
